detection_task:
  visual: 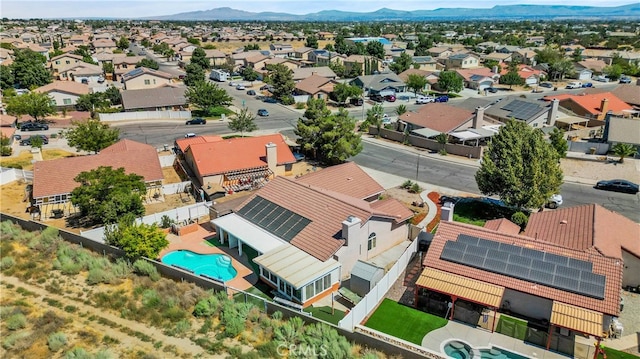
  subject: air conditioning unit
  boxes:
[559,327,570,336]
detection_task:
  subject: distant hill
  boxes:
[147,4,640,21]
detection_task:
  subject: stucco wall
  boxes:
[124,74,172,90]
[622,250,640,287]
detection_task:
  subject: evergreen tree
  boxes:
[11,48,52,88]
[549,127,568,159]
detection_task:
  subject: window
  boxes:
[63,98,72,105]
[323,274,331,289]
[144,79,151,85]
[55,60,60,64]
[315,278,323,294]
[65,60,70,64]
[305,284,314,299]
[279,279,285,292]
[153,79,156,84]
[293,288,302,301]
[368,233,377,250]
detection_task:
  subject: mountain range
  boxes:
[146,4,640,21]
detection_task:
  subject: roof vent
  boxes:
[560,219,568,224]
[347,177,353,181]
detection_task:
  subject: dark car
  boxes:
[185,117,207,125]
[581,82,593,88]
[384,94,396,102]
[539,82,553,88]
[20,135,49,146]
[369,94,384,102]
[619,76,632,84]
[257,109,269,117]
[350,98,363,106]
[246,90,256,96]
[486,87,498,93]
[19,122,49,131]
[434,95,449,103]
[263,97,277,103]
[595,179,639,194]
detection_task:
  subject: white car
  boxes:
[236,84,246,90]
[416,96,435,104]
[594,75,610,83]
[546,194,563,209]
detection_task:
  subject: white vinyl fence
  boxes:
[99,110,191,122]
[158,154,176,167]
[81,201,212,242]
[0,167,33,185]
[162,181,192,195]
[338,239,418,331]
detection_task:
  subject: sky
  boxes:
[1,0,636,19]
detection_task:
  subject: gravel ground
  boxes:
[619,289,640,340]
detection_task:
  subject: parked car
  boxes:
[185,117,207,125]
[236,84,245,90]
[20,135,48,146]
[416,96,435,104]
[546,194,563,209]
[539,82,553,88]
[260,84,272,91]
[384,94,396,102]
[486,87,498,93]
[565,81,582,89]
[263,97,277,103]
[619,76,632,84]
[350,98,363,106]
[381,114,392,125]
[246,90,256,96]
[228,81,237,87]
[19,122,49,131]
[434,95,449,103]
[581,82,593,88]
[184,133,196,138]
[369,94,384,102]
[97,76,105,83]
[594,179,639,194]
[257,109,269,117]
[594,75,610,83]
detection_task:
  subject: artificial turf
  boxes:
[602,347,640,359]
[303,306,346,325]
[364,299,448,345]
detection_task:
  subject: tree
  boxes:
[0,134,12,156]
[0,65,14,89]
[328,61,346,78]
[71,166,146,225]
[365,41,384,59]
[117,36,129,51]
[295,99,362,164]
[331,83,362,105]
[475,119,563,210]
[265,63,295,103]
[102,62,114,78]
[406,73,428,95]
[62,119,120,154]
[396,104,407,116]
[241,67,259,85]
[104,86,122,106]
[366,103,385,136]
[75,92,110,115]
[184,63,205,86]
[228,107,257,137]
[437,71,463,94]
[135,58,159,70]
[499,71,524,89]
[435,133,448,154]
[5,92,56,122]
[389,53,413,74]
[611,143,637,164]
[190,47,210,70]
[72,46,97,65]
[10,48,52,88]
[603,64,623,81]
[305,35,318,49]
[105,215,168,259]
[549,128,568,159]
[185,81,232,114]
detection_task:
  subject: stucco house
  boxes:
[121,86,187,112]
[444,53,480,70]
[50,53,85,74]
[543,92,632,121]
[121,67,174,90]
[32,81,89,109]
[351,72,407,97]
[211,162,413,307]
[294,74,337,101]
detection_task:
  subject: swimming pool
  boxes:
[442,340,531,359]
[161,250,237,282]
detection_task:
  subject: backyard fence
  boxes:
[99,110,191,122]
[338,239,418,331]
[162,181,192,195]
[158,154,176,167]
[0,167,33,185]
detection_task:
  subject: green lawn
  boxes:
[304,306,345,325]
[603,347,640,359]
[364,299,447,345]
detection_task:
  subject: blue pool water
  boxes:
[161,250,237,282]
[443,341,530,359]
[480,348,529,359]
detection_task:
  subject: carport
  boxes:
[547,301,604,356]
[449,127,497,146]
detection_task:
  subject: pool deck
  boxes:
[158,222,258,291]
[423,321,568,359]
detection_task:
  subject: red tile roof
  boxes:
[483,218,521,235]
[32,139,163,199]
[296,162,384,200]
[525,204,640,259]
[174,135,223,153]
[399,103,474,133]
[543,92,632,116]
[499,64,545,80]
[456,67,497,82]
[236,176,412,261]
[423,221,622,315]
[187,134,296,176]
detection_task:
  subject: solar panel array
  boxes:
[440,234,605,299]
[236,196,311,242]
[126,68,144,77]
[501,100,543,120]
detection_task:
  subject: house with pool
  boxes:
[211,162,414,308]
[416,219,623,357]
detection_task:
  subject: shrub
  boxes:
[194,337,225,354]
[438,148,448,155]
[165,319,191,337]
[0,256,15,270]
[272,311,283,321]
[6,313,27,330]
[111,258,132,278]
[133,259,160,281]
[511,211,529,229]
[86,268,116,285]
[401,180,413,189]
[409,183,422,194]
[2,330,31,349]
[48,332,68,352]
[159,215,174,228]
[295,102,306,109]
[94,349,113,359]
[64,346,93,359]
[193,295,220,317]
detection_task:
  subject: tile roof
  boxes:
[187,134,296,176]
[483,218,521,235]
[175,135,223,154]
[606,116,640,145]
[33,81,90,96]
[577,59,608,73]
[121,87,187,110]
[610,84,640,106]
[32,139,163,199]
[294,74,335,95]
[121,67,173,82]
[423,221,622,316]
[292,66,337,81]
[399,103,474,133]
[455,67,498,82]
[296,162,384,200]
[236,176,411,261]
[525,204,640,259]
[543,92,632,116]
[0,114,17,127]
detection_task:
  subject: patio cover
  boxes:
[254,244,341,289]
[411,127,441,138]
[416,267,505,308]
[550,301,603,338]
[450,128,497,141]
[211,213,285,254]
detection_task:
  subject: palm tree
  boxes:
[366,104,384,137]
[435,132,449,154]
[612,143,637,163]
[396,104,407,116]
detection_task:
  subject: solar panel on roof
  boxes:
[554,275,579,292]
[463,253,486,267]
[579,282,605,299]
[521,248,544,261]
[506,263,530,279]
[499,243,521,255]
[447,241,468,252]
[555,265,580,279]
[531,259,554,273]
[544,253,569,266]
[484,258,508,273]
[568,257,593,272]
[508,254,532,267]
[580,271,604,285]
[501,100,543,120]
[477,238,501,250]
[457,234,480,245]
[236,196,311,242]
[529,269,554,285]
[464,245,488,258]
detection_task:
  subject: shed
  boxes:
[350,260,385,296]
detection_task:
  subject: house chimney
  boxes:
[341,215,362,246]
[473,106,484,129]
[492,66,498,74]
[265,142,277,176]
[599,98,609,120]
[546,99,559,126]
